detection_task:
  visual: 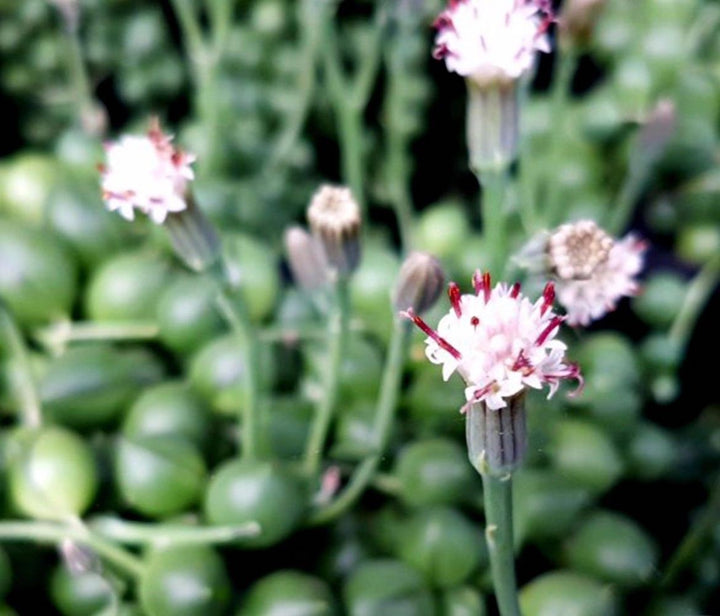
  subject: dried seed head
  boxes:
[393,252,445,315]
[547,220,614,280]
[307,185,361,275]
[284,226,329,291]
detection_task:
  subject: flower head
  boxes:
[100,119,195,224]
[403,272,581,411]
[433,0,553,87]
[554,233,647,327]
[307,185,362,275]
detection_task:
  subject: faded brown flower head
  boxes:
[307,185,361,275]
[547,219,614,280]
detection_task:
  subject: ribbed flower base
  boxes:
[466,395,527,476]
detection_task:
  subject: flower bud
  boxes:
[466,395,527,476]
[284,226,329,291]
[393,252,445,315]
[559,0,609,48]
[307,185,362,276]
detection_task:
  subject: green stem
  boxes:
[658,472,720,589]
[0,521,144,580]
[34,321,158,353]
[481,473,522,616]
[669,255,720,353]
[62,16,97,132]
[478,167,510,279]
[265,0,328,170]
[545,48,577,227]
[89,516,260,546]
[606,165,649,236]
[0,306,42,428]
[303,276,351,477]
[214,285,261,460]
[309,319,411,524]
[337,106,366,209]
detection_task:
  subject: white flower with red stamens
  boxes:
[100,120,195,224]
[403,271,581,411]
[433,0,553,86]
[555,234,647,327]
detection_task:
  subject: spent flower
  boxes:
[553,231,647,327]
[100,119,195,224]
[403,271,581,411]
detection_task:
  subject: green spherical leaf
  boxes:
[9,426,98,520]
[85,251,173,321]
[157,276,224,354]
[343,559,435,616]
[40,344,165,429]
[238,570,337,616]
[396,507,486,588]
[550,419,624,495]
[139,545,231,616]
[115,435,207,518]
[441,587,486,616]
[395,438,478,508]
[513,470,593,545]
[564,510,659,587]
[123,381,212,450]
[633,272,687,329]
[520,571,618,616]
[222,232,280,322]
[204,459,306,547]
[0,221,77,327]
[50,566,113,616]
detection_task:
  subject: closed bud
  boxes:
[393,251,445,315]
[284,226,329,291]
[559,0,608,49]
[307,185,362,276]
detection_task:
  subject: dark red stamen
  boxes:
[512,350,532,371]
[470,316,480,327]
[433,13,453,31]
[401,309,462,360]
[482,272,492,302]
[448,282,462,317]
[541,282,555,315]
[510,282,521,298]
[536,315,563,345]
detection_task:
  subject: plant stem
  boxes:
[320,7,384,210]
[34,321,158,354]
[478,167,510,279]
[303,276,351,477]
[481,472,522,616]
[0,306,42,428]
[606,165,649,236]
[214,284,262,460]
[89,516,260,547]
[669,255,720,352]
[0,521,144,580]
[309,319,411,524]
[658,472,720,589]
[544,48,577,227]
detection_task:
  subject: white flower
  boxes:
[433,0,553,86]
[555,234,647,327]
[100,120,195,224]
[403,271,581,411]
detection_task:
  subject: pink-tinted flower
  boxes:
[433,0,553,86]
[555,234,647,327]
[100,120,195,224]
[403,272,581,411]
